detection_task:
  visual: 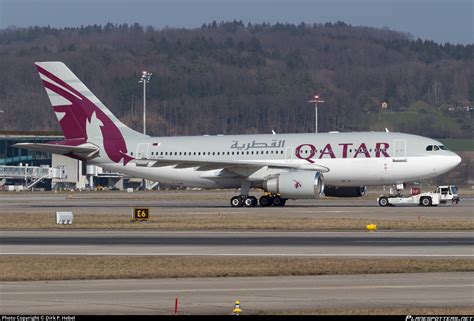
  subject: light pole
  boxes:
[308,94,324,133]
[138,71,152,135]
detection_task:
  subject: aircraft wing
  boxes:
[143,158,330,173]
[13,143,100,160]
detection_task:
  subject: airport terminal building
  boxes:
[0,132,129,191]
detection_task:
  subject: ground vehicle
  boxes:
[435,185,460,204]
[377,185,459,207]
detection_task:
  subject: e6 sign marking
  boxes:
[133,208,149,221]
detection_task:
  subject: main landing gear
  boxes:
[230,180,257,207]
[229,181,287,207]
[259,193,286,207]
[230,194,287,207]
[230,195,258,207]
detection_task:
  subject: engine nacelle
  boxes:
[263,171,324,199]
[323,186,367,197]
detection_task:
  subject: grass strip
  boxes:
[1,213,473,230]
[1,256,472,281]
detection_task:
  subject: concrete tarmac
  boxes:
[1,191,472,315]
[1,272,472,314]
[0,190,472,220]
[2,231,473,257]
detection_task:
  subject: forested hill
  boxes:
[0,21,472,138]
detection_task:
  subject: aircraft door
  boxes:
[393,139,407,162]
[285,147,293,163]
[136,143,149,159]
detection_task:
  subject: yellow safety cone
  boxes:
[232,299,242,315]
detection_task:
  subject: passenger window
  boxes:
[426,145,433,151]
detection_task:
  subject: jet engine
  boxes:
[323,186,367,197]
[263,171,324,199]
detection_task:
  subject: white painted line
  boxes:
[355,240,474,243]
[1,253,473,257]
[5,284,473,296]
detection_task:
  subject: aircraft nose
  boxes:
[451,153,462,167]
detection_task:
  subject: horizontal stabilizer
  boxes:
[14,143,100,160]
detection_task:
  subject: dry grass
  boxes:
[0,212,473,231]
[271,306,474,315]
[1,256,472,281]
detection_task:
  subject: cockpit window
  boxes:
[426,145,447,151]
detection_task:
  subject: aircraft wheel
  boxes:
[378,197,389,207]
[230,196,244,207]
[259,195,273,207]
[244,196,257,207]
[250,196,258,207]
[272,196,286,207]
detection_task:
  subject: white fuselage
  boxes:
[89,132,461,189]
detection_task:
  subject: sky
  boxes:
[0,0,472,45]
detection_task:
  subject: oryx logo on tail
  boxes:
[36,62,139,165]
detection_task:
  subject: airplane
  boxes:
[14,62,462,207]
